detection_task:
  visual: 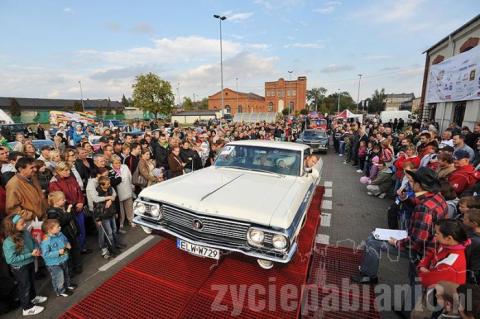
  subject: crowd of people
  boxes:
[332,118,480,318]
[0,117,307,316]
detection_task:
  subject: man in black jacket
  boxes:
[180,141,202,172]
[151,132,169,170]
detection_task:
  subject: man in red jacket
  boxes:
[450,149,480,196]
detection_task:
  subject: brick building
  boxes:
[265,76,307,113]
[208,76,307,115]
[208,89,265,116]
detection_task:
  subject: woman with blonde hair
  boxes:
[110,155,135,231]
[48,150,61,170]
[138,149,160,186]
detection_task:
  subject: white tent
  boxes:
[0,109,14,124]
[335,109,363,123]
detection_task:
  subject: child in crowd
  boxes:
[463,209,480,284]
[457,196,480,220]
[363,141,374,176]
[418,219,468,288]
[40,219,76,297]
[34,160,52,194]
[366,162,393,198]
[2,215,47,316]
[46,191,82,275]
[94,176,125,258]
[357,140,367,173]
[360,156,380,185]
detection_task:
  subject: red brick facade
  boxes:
[208,76,307,115]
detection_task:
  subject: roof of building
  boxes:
[172,110,217,116]
[0,97,123,110]
[385,93,415,99]
[208,88,265,101]
[423,14,480,53]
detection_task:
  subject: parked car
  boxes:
[296,129,329,153]
[8,139,54,156]
[133,140,322,269]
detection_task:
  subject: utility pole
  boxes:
[213,14,227,114]
[357,74,362,112]
[176,82,181,107]
[78,81,85,112]
[288,70,293,114]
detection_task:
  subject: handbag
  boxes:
[132,164,148,187]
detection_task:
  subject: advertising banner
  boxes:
[426,45,480,103]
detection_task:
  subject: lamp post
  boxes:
[213,14,227,115]
[356,74,362,112]
[78,81,85,112]
[236,77,239,113]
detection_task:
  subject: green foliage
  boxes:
[121,94,130,108]
[282,108,289,116]
[9,98,21,117]
[321,92,355,114]
[368,89,386,114]
[96,107,104,118]
[197,98,209,110]
[132,73,175,119]
[307,87,327,110]
[73,101,83,112]
[183,97,194,111]
[299,108,309,115]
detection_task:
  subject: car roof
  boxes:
[227,139,309,151]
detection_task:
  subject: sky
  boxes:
[0,0,479,104]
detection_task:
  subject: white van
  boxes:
[380,110,412,124]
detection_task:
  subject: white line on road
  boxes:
[320,213,331,227]
[323,188,332,198]
[324,181,333,187]
[99,235,155,272]
[315,234,330,244]
[322,200,332,210]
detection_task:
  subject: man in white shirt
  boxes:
[439,130,454,149]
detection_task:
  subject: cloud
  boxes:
[90,65,168,81]
[77,36,243,66]
[222,11,254,22]
[314,0,341,14]
[362,55,392,61]
[254,0,304,10]
[354,0,425,23]
[284,42,324,49]
[130,22,154,34]
[320,64,354,73]
[63,7,73,13]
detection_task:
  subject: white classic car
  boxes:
[133,140,322,269]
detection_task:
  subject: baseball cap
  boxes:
[453,149,470,160]
[99,136,109,143]
[406,167,441,193]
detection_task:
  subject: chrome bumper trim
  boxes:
[132,216,297,263]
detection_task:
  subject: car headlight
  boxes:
[150,206,160,218]
[134,202,146,214]
[272,234,288,250]
[247,229,265,246]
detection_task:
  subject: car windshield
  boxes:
[32,140,54,150]
[303,130,326,138]
[215,145,301,176]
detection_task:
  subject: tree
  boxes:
[73,101,83,112]
[368,89,386,114]
[183,97,194,111]
[323,92,355,114]
[196,98,208,110]
[96,107,104,118]
[307,87,327,111]
[9,98,21,117]
[132,73,175,119]
[282,108,289,116]
[300,109,309,115]
[121,94,130,108]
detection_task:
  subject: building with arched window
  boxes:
[420,14,480,131]
[207,89,265,116]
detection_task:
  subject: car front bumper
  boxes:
[133,215,298,264]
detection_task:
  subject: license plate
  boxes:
[176,239,220,260]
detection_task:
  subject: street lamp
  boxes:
[356,74,362,112]
[213,14,227,115]
[78,81,85,112]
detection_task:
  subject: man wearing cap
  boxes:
[449,149,480,196]
[452,133,475,162]
[96,136,109,154]
[352,167,448,295]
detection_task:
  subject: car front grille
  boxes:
[162,204,250,242]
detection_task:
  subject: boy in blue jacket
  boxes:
[40,219,76,297]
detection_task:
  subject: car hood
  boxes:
[139,167,304,229]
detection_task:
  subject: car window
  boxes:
[215,145,301,176]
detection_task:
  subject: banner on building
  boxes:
[426,45,480,103]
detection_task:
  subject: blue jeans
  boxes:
[10,262,36,310]
[339,141,345,155]
[97,217,118,249]
[75,211,86,250]
[47,261,70,295]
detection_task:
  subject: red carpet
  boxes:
[60,187,325,319]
